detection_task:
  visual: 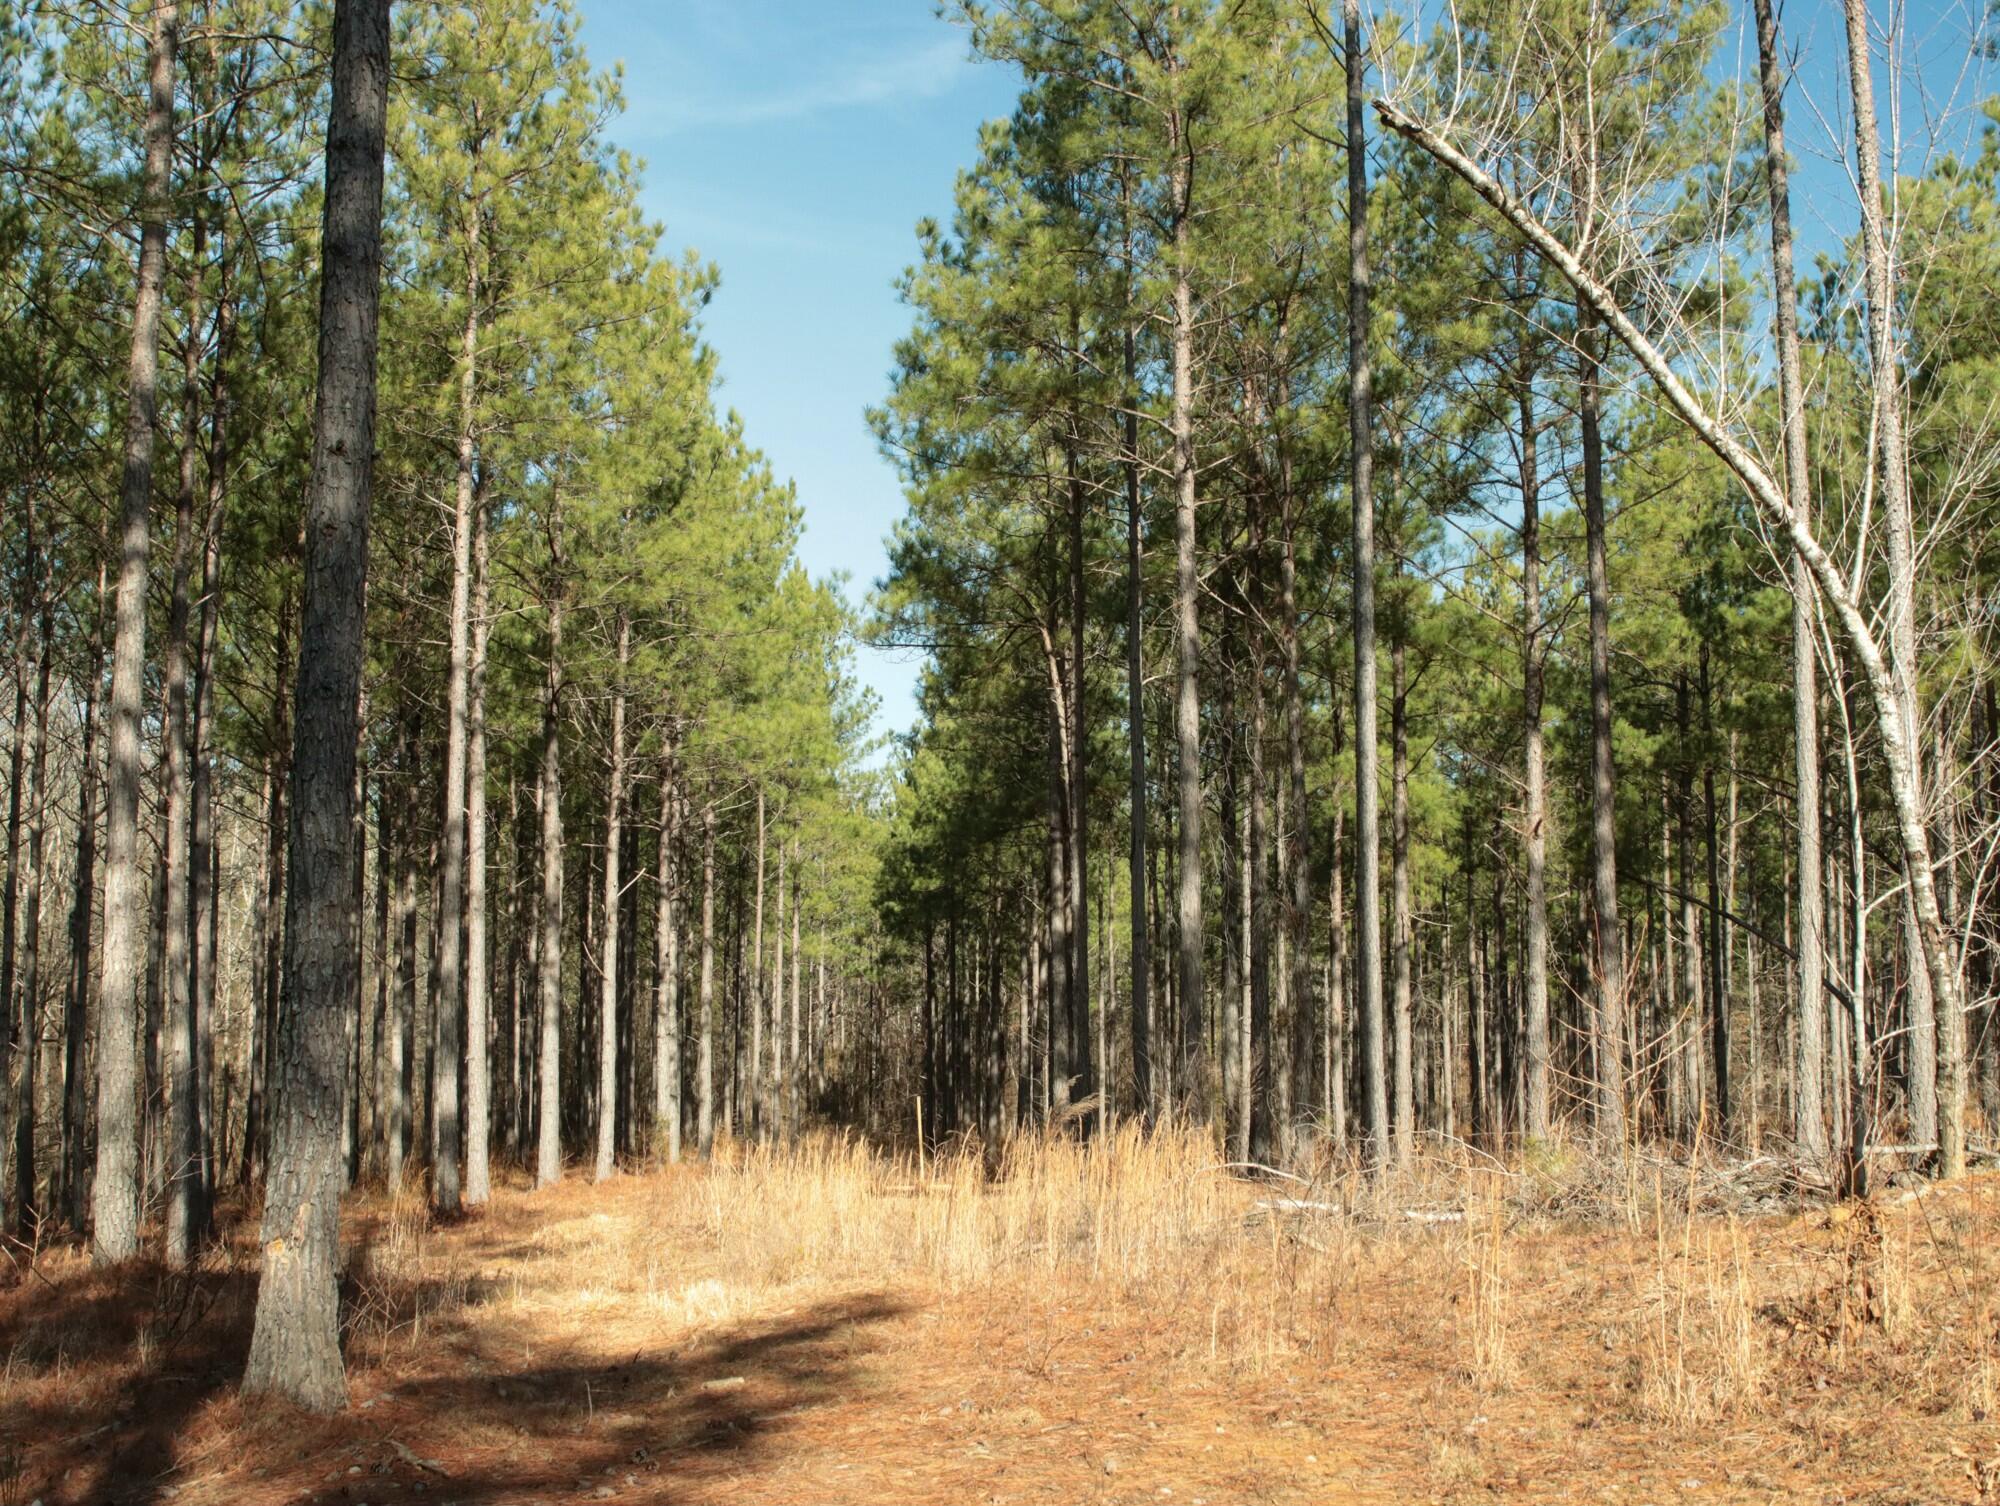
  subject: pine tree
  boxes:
[92,0,179,1266]
[242,0,392,1411]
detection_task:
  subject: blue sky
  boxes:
[575,0,1020,752]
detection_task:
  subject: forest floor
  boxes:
[5,1130,2000,1505]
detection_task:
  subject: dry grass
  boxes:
[4,1128,1999,1504]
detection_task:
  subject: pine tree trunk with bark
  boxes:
[594,614,628,1182]
[789,846,802,1134]
[772,835,787,1138]
[1578,306,1627,1144]
[1346,0,1390,1166]
[430,245,483,1217]
[190,253,234,1232]
[162,237,203,1265]
[1391,572,1413,1164]
[535,571,564,1188]
[13,603,51,1233]
[751,788,766,1136]
[3,638,27,1224]
[94,0,180,1265]
[5,494,51,1232]
[61,570,107,1233]
[391,764,417,1184]
[1248,611,1275,1163]
[1122,319,1150,1121]
[242,0,392,1411]
[655,755,682,1161]
[464,487,492,1204]
[1701,647,1730,1128]
[1517,342,1552,1140]
[697,801,717,1156]
[1167,113,1206,1101]
[1279,415,1314,1158]
[1842,0,1960,1175]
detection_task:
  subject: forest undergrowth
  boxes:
[5,1128,1999,1504]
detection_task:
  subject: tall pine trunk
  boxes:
[368,786,391,1175]
[3,623,30,1224]
[1676,677,1706,1134]
[430,250,483,1217]
[1346,0,1390,1166]
[1247,626,1275,1163]
[697,801,717,1155]
[1754,0,1827,1164]
[1579,304,1627,1143]
[789,846,802,1134]
[345,693,367,1187]
[162,234,203,1264]
[594,614,628,1181]
[1279,401,1313,1157]
[242,0,392,1410]
[94,0,179,1264]
[392,766,417,1184]
[244,617,292,1186]
[61,568,107,1231]
[13,603,51,1231]
[6,497,52,1231]
[1167,109,1205,1098]
[655,756,682,1161]
[1045,706,1073,1113]
[1327,798,1348,1152]
[1701,647,1730,1128]
[751,788,766,1135]
[772,834,787,1138]
[535,567,565,1188]
[190,251,234,1230]
[1390,570,1413,1163]
[1123,319,1150,1120]
[1067,448,1094,1120]
[2,492,35,1228]
[1842,0,1961,1174]
[1517,340,1552,1139]
[464,484,492,1204]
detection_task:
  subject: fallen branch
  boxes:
[1206,1161,1310,1184]
[1253,1198,1343,1215]
[388,1438,447,1476]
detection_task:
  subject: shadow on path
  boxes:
[1,1241,907,1505]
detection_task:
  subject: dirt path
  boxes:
[5,1166,1996,1504]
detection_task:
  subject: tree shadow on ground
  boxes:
[0,1244,908,1506]
[0,1253,263,1504]
[343,1289,911,1505]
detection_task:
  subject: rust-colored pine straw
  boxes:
[5,1130,2000,1504]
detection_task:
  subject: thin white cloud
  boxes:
[648,190,881,258]
[628,36,970,135]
